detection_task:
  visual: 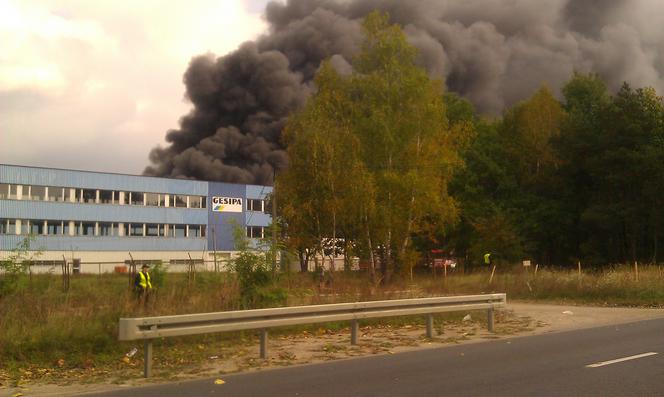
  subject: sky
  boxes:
[0,0,273,174]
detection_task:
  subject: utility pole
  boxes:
[272,169,277,271]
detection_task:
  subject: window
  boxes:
[67,188,78,202]
[121,223,129,237]
[47,221,63,235]
[201,197,207,209]
[129,223,143,237]
[0,184,9,199]
[145,193,159,206]
[30,186,46,201]
[30,220,44,235]
[7,220,16,234]
[80,222,95,236]
[163,224,174,237]
[174,195,187,208]
[130,192,144,206]
[99,222,114,236]
[0,219,7,234]
[45,187,62,202]
[188,225,202,238]
[100,190,114,204]
[247,199,263,212]
[263,199,272,214]
[20,220,30,235]
[173,224,186,238]
[120,192,129,205]
[246,226,263,239]
[82,189,96,204]
[6,185,17,200]
[146,224,159,237]
[160,194,166,207]
[63,222,72,236]
[189,196,202,209]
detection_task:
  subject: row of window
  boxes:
[0,219,206,238]
[0,184,206,209]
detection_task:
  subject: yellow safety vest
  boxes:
[138,271,152,289]
[484,253,491,265]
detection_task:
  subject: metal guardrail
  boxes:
[119,293,506,377]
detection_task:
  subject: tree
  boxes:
[277,11,467,282]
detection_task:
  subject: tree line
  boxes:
[275,12,664,279]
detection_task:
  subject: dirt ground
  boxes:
[5,302,664,397]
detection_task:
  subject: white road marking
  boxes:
[586,352,658,368]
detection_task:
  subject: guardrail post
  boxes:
[487,307,495,332]
[426,314,434,338]
[351,319,359,345]
[144,339,153,378]
[260,329,268,359]
[143,324,157,378]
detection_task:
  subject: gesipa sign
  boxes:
[211,196,243,212]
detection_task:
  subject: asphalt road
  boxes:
[89,318,664,397]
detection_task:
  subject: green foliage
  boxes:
[228,223,287,309]
[449,71,664,268]
[150,261,167,289]
[0,235,41,297]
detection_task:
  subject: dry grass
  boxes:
[2,265,664,385]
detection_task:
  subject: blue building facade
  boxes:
[0,164,272,267]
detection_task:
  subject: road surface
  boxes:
[88,317,664,396]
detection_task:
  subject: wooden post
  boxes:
[577,260,582,287]
[187,252,196,285]
[634,260,639,282]
[61,255,69,292]
[489,265,496,284]
[212,224,218,272]
[487,307,495,332]
[534,264,539,275]
[128,252,137,290]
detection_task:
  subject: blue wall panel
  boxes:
[246,184,273,199]
[207,182,246,251]
[245,211,272,227]
[0,164,207,195]
[0,235,206,252]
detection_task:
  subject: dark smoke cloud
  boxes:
[145,0,664,184]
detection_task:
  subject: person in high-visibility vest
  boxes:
[134,264,153,302]
[484,253,491,266]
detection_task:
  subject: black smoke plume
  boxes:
[144,0,664,184]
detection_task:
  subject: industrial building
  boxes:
[0,164,272,273]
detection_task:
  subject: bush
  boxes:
[0,236,40,297]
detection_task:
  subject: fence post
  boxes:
[260,329,268,359]
[487,307,495,332]
[426,314,434,338]
[351,319,359,345]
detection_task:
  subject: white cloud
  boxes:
[0,0,269,174]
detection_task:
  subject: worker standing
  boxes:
[485,252,498,284]
[134,264,153,303]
